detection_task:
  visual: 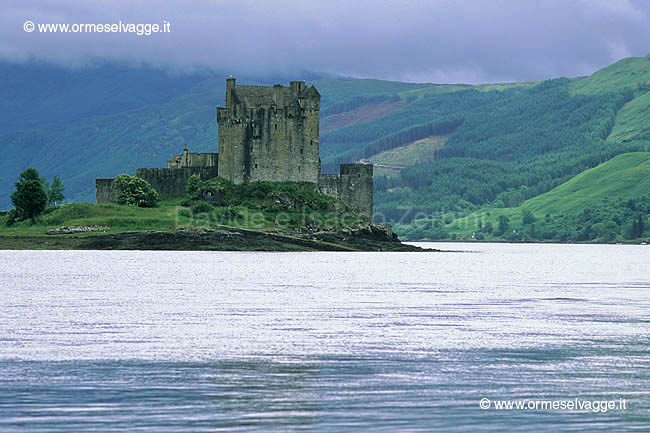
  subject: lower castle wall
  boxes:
[318,163,373,221]
[96,161,373,220]
[95,179,117,204]
[96,167,219,203]
[167,152,218,169]
[136,167,219,198]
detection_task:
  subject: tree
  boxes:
[627,219,639,239]
[595,221,618,241]
[112,174,159,207]
[603,221,618,242]
[10,168,48,223]
[522,209,536,225]
[638,215,645,238]
[628,215,646,239]
[48,176,65,205]
[39,175,65,205]
[495,215,510,236]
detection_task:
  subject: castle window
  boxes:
[255,163,258,169]
[275,124,278,131]
[298,166,301,172]
[310,139,313,146]
[300,148,303,155]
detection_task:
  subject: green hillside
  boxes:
[570,54,650,95]
[2,55,650,245]
[570,54,650,146]
[608,90,650,144]
[399,153,650,242]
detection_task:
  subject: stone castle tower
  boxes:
[217,77,321,184]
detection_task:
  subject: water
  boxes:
[0,243,648,432]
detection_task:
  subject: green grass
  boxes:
[0,198,187,237]
[395,81,537,102]
[570,54,650,95]
[608,90,650,143]
[444,152,650,240]
[512,152,650,214]
[0,180,364,238]
[397,84,471,100]
[570,55,650,149]
[313,78,433,108]
[473,81,539,92]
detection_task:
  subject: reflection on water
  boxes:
[0,244,649,432]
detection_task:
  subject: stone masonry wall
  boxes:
[96,167,219,203]
[95,178,117,204]
[167,152,218,169]
[217,78,320,184]
[135,167,219,198]
[318,163,373,221]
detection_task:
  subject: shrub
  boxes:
[190,201,215,214]
[5,209,19,226]
[186,175,204,196]
[112,175,159,207]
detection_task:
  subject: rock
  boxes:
[46,226,109,235]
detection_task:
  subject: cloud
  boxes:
[1,0,649,83]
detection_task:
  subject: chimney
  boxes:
[226,76,236,105]
[290,80,305,94]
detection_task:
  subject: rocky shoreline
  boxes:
[0,224,431,252]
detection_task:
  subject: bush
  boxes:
[177,208,192,218]
[5,209,19,226]
[112,175,159,207]
[186,175,204,196]
[190,201,215,214]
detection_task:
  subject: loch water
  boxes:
[0,243,649,432]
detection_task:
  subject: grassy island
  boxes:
[0,179,423,252]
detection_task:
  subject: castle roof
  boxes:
[232,83,320,107]
[234,85,278,105]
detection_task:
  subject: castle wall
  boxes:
[95,178,117,204]
[318,163,374,221]
[168,152,218,169]
[136,167,218,198]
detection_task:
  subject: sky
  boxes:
[2,0,650,84]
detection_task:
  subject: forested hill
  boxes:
[1,55,649,243]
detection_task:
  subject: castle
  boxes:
[96,78,373,219]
